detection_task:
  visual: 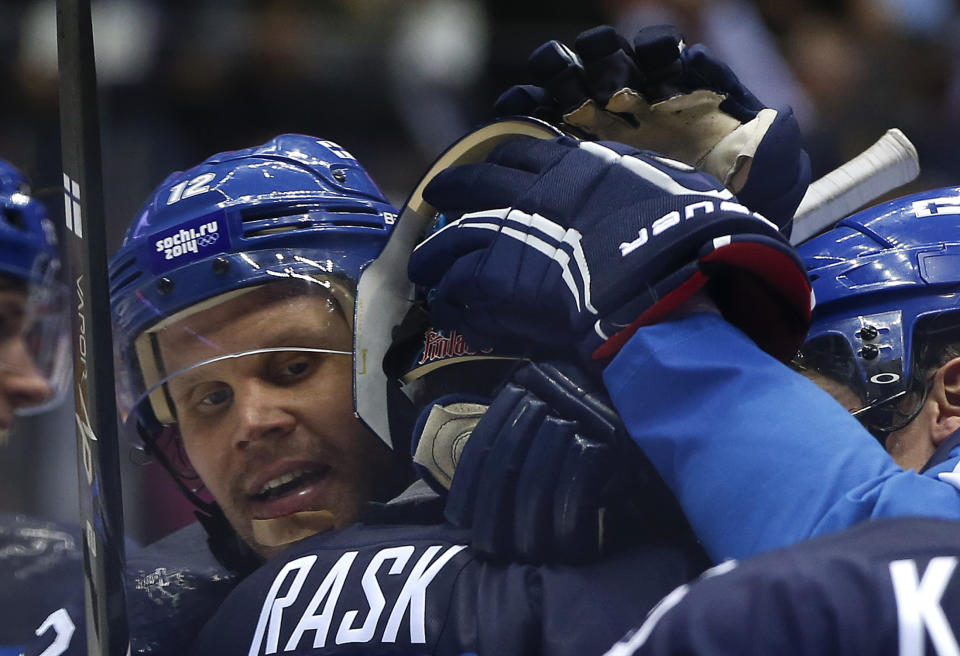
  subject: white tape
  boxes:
[791,128,920,244]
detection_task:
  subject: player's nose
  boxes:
[232,380,296,449]
[0,339,53,412]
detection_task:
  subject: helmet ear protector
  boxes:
[797,185,960,438]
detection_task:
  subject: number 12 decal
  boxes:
[166,173,217,205]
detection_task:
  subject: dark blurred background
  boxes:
[1,0,958,545]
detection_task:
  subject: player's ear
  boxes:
[929,356,960,445]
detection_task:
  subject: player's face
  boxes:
[0,286,54,432]
[156,287,408,558]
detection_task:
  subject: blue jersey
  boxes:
[603,312,960,562]
[190,498,707,656]
[606,517,960,656]
[0,514,83,656]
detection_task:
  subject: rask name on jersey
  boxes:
[250,544,467,655]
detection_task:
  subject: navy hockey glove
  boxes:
[496,24,811,232]
[408,135,812,364]
[410,360,662,563]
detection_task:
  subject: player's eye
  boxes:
[268,354,314,385]
[200,386,233,407]
[176,382,233,418]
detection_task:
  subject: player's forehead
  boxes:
[154,282,351,369]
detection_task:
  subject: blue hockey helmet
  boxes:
[796,186,960,436]
[109,135,399,503]
[0,160,58,282]
[0,159,69,417]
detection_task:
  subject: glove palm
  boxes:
[496,24,811,232]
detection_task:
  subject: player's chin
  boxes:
[248,538,292,562]
[241,492,361,559]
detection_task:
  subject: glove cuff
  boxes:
[592,261,709,361]
[592,232,813,363]
[410,393,490,496]
[699,234,813,362]
[699,107,778,192]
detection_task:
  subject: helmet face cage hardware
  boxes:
[109,135,399,502]
[797,185,960,437]
[0,158,70,416]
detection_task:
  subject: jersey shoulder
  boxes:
[128,521,241,656]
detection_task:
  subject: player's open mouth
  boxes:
[251,466,329,503]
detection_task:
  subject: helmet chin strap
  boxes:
[251,510,336,548]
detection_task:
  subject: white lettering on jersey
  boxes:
[890,556,960,656]
[35,608,76,656]
[382,545,467,643]
[248,544,467,655]
[335,546,414,644]
[284,552,358,651]
[249,554,321,656]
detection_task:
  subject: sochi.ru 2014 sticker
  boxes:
[149,211,226,273]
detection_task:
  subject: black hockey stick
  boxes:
[56,1,129,655]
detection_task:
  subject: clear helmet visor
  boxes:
[0,264,71,417]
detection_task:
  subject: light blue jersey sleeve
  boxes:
[602,312,960,562]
